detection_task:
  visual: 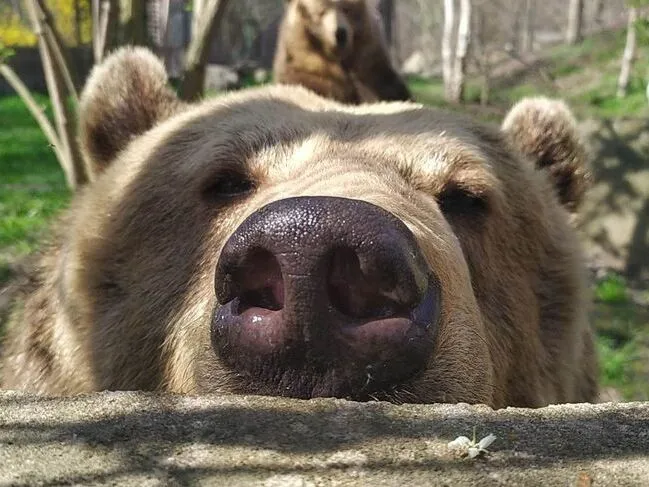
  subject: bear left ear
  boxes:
[79,47,183,174]
[501,97,590,213]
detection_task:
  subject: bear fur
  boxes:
[0,48,597,408]
[273,0,413,104]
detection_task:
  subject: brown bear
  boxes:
[0,47,597,408]
[273,0,413,104]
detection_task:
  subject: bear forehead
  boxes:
[161,92,488,161]
[116,89,505,199]
[299,0,365,8]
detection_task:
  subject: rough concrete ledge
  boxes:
[0,392,647,486]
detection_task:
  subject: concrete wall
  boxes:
[1,391,647,485]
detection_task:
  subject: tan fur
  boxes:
[1,48,597,407]
[501,97,591,213]
[273,0,413,104]
[79,47,184,175]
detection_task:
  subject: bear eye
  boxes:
[437,184,489,219]
[203,170,255,203]
[341,5,359,18]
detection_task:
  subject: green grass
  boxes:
[596,331,649,400]
[592,272,649,401]
[597,336,639,392]
[595,273,629,304]
[0,95,70,281]
[407,29,649,122]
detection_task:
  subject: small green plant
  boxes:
[597,336,637,385]
[595,274,629,304]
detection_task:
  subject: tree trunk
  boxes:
[158,0,170,49]
[520,0,535,53]
[566,0,584,45]
[34,0,80,101]
[92,0,117,63]
[442,0,455,102]
[592,0,605,28]
[117,0,147,45]
[416,0,439,76]
[617,7,638,98]
[378,0,393,46]
[179,0,232,101]
[472,5,489,106]
[191,0,204,39]
[451,0,471,103]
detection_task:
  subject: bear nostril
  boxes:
[213,197,440,399]
[335,27,348,46]
[228,249,284,314]
[327,247,409,320]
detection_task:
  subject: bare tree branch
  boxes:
[25,0,91,188]
[0,63,66,169]
[34,0,80,103]
[93,0,112,63]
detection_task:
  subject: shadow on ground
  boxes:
[580,117,649,283]
[0,392,648,485]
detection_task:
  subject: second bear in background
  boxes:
[273,0,412,104]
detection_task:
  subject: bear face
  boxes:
[273,0,412,104]
[1,49,597,408]
[290,0,366,61]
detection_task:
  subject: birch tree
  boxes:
[520,0,535,53]
[92,0,114,63]
[472,3,490,105]
[617,6,638,98]
[566,0,584,45]
[442,0,472,103]
[441,0,455,101]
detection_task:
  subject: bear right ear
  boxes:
[79,47,182,174]
[501,97,590,213]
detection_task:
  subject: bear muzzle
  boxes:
[211,196,441,399]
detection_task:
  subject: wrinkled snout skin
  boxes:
[0,48,597,408]
[212,196,441,400]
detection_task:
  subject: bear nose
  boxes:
[212,196,440,397]
[335,27,348,47]
[215,196,429,325]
